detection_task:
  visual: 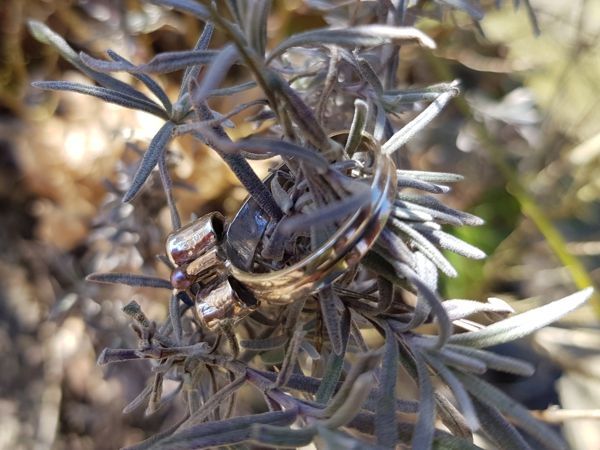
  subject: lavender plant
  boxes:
[31,1,591,449]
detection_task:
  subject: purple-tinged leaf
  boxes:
[148,0,210,20]
[123,121,175,202]
[32,81,168,119]
[446,345,535,376]
[375,323,399,448]
[86,272,172,289]
[459,372,566,450]
[158,152,181,230]
[250,424,315,448]
[316,308,351,403]
[280,185,370,234]
[245,0,271,56]
[473,398,533,450]
[180,23,215,97]
[169,294,183,344]
[97,347,143,365]
[424,354,480,431]
[267,25,436,63]
[411,350,435,450]
[179,375,246,429]
[156,409,298,449]
[191,45,239,106]
[81,49,218,74]
[396,175,451,194]
[105,50,173,114]
[319,287,344,355]
[28,20,155,105]
[239,334,288,350]
[276,327,306,387]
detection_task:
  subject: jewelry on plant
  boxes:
[165,132,397,329]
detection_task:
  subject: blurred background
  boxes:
[1,0,599,448]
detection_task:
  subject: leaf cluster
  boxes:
[31,1,588,449]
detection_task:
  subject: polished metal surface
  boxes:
[226,132,397,304]
[166,212,225,266]
[196,278,258,329]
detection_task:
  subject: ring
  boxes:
[165,132,397,329]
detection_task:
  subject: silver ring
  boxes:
[165,132,397,328]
